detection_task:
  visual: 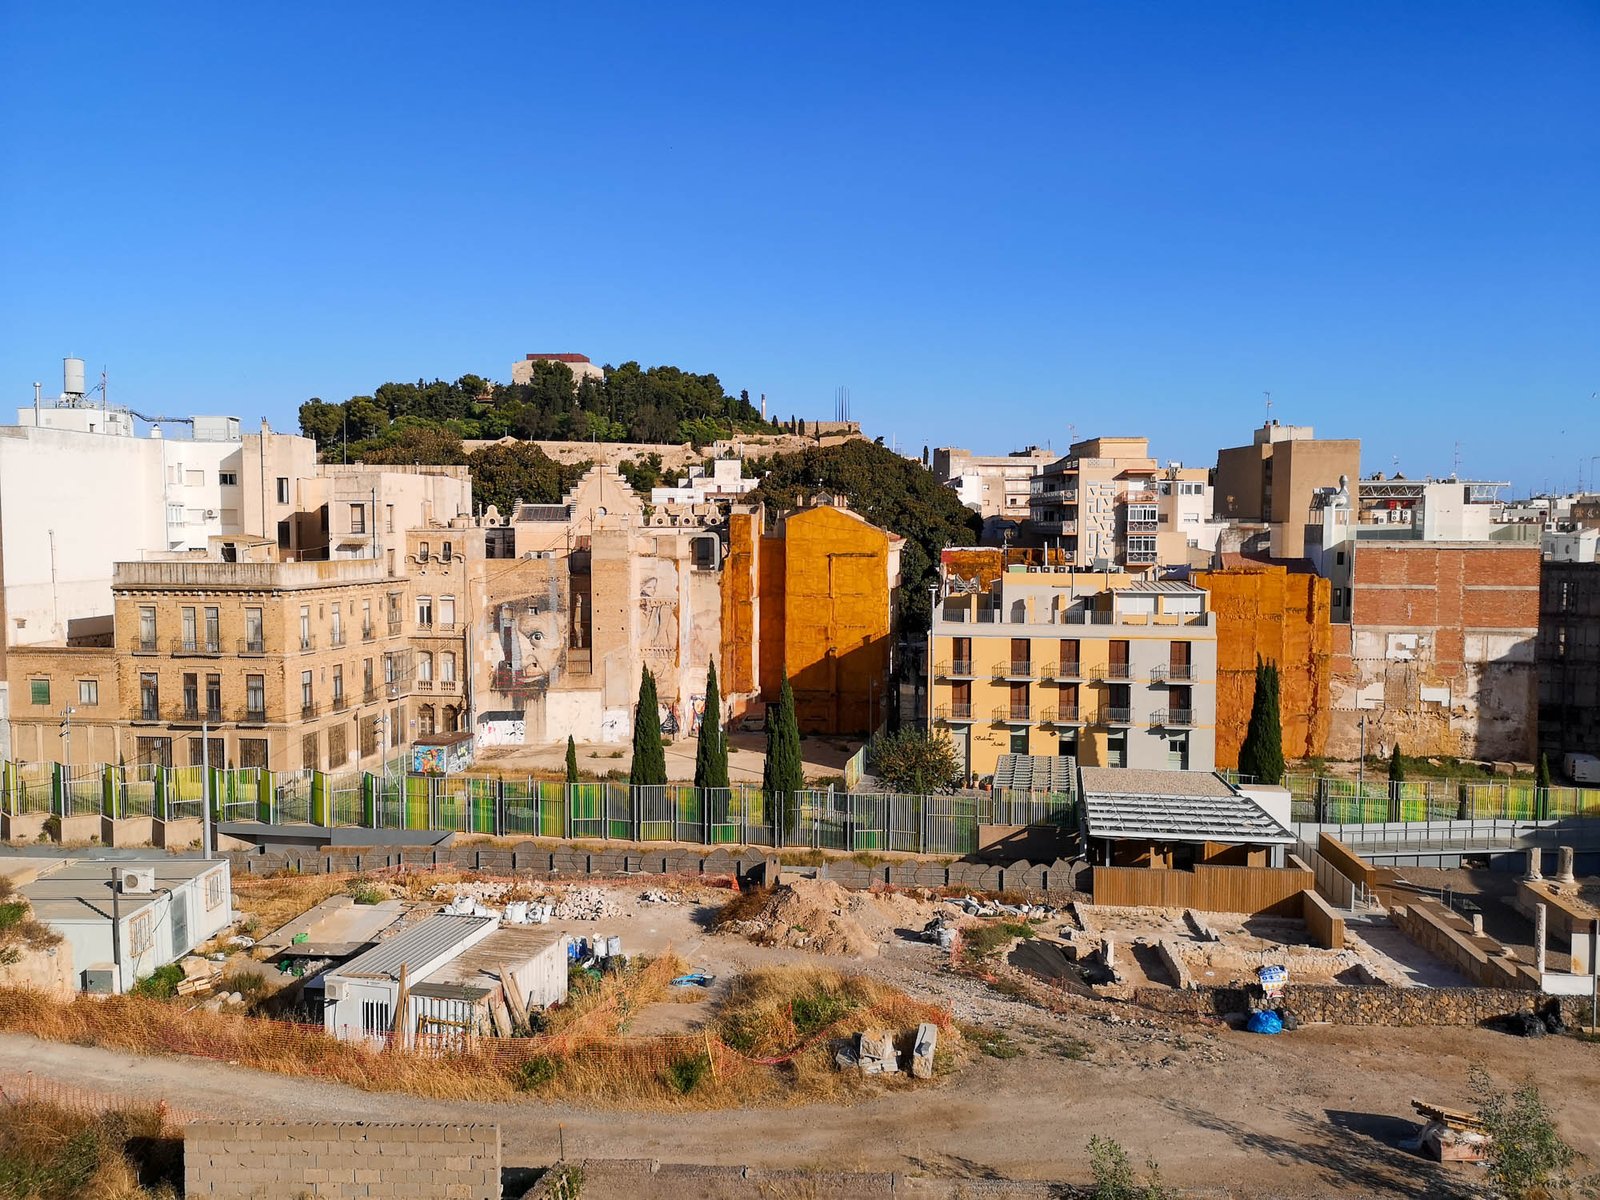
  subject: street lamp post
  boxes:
[59,706,76,816]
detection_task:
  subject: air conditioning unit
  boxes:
[204,509,217,520]
[118,869,156,895]
[325,980,347,1002]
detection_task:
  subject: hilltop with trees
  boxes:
[298,361,774,457]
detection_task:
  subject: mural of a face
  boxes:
[517,606,562,678]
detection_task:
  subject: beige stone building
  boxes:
[1026,437,1216,569]
[1213,421,1361,560]
[930,568,1218,780]
[7,555,421,771]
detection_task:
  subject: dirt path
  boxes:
[7,1014,1598,1198]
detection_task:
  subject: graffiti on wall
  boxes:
[659,701,680,736]
[490,573,567,703]
[476,713,526,747]
[689,694,707,735]
[637,568,679,662]
[412,739,474,775]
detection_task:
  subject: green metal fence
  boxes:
[0,757,1083,856]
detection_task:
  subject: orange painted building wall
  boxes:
[773,506,893,735]
[720,511,761,696]
[1194,566,1332,768]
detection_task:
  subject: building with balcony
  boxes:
[1025,437,1216,570]
[929,567,1217,780]
[931,446,1056,542]
[5,554,434,772]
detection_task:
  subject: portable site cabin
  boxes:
[17,857,233,993]
[322,913,570,1045]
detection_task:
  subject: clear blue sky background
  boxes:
[3,3,1596,493]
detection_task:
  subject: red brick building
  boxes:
[1328,542,1540,762]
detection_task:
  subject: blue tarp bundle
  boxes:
[1246,1009,1284,1035]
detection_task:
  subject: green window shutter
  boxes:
[29,680,50,706]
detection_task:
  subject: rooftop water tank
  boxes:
[63,357,85,398]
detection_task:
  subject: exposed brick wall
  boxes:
[185,1121,499,1200]
[1330,543,1540,760]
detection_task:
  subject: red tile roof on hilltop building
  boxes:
[525,353,591,363]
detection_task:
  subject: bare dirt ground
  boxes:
[475,730,863,785]
[11,876,1600,1197]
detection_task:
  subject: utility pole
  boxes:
[109,866,123,995]
[201,720,213,860]
[60,707,75,813]
[1357,713,1367,799]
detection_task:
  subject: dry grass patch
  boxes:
[229,872,352,932]
[0,1096,181,1199]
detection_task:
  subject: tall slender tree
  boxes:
[1237,657,1285,785]
[694,659,730,790]
[565,735,579,785]
[764,675,804,834]
[1387,743,1406,784]
[630,668,667,786]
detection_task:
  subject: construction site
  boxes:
[5,801,1600,1198]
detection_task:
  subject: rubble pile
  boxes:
[639,888,681,905]
[553,887,621,921]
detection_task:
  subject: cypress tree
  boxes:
[694,659,730,790]
[1537,752,1551,792]
[565,735,579,784]
[1237,657,1285,785]
[764,674,804,834]
[630,668,668,786]
[1388,742,1406,784]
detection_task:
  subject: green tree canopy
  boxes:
[565,735,579,785]
[748,440,981,633]
[630,669,668,786]
[1387,742,1406,784]
[868,728,963,794]
[1237,657,1285,785]
[466,442,589,515]
[693,659,730,791]
[298,361,768,454]
[763,675,804,832]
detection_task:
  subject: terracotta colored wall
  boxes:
[771,507,891,735]
[720,512,760,696]
[1195,567,1332,768]
[757,532,787,704]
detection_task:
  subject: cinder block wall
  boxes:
[185,1121,500,1200]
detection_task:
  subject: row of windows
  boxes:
[135,593,436,652]
[1007,729,1189,769]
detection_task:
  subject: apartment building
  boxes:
[931,447,1055,541]
[8,555,422,772]
[1213,421,1360,560]
[1026,437,1215,569]
[929,568,1217,779]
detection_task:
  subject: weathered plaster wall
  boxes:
[1328,544,1540,761]
[1195,566,1332,767]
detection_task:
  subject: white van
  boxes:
[1564,753,1600,784]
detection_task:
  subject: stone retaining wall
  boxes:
[529,1159,1059,1199]
[1133,982,1585,1028]
[222,843,1082,897]
[1392,898,1540,989]
[185,1121,500,1200]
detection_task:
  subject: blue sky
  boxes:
[3,3,1597,493]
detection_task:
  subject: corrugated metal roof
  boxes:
[1079,768,1292,845]
[992,754,1077,794]
[1116,580,1205,594]
[331,915,492,982]
[1078,767,1234,798]
[423,926,565,989]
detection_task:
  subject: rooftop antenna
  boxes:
[1452,440,1462,477]
[1263,391,1272,422]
